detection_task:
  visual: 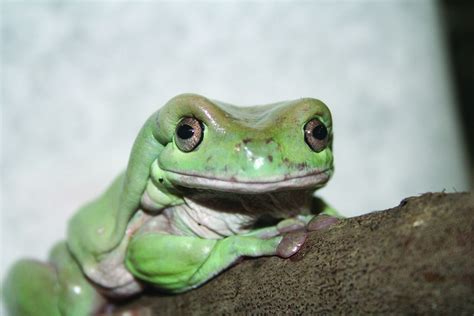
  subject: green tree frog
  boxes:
[4,94,341,315]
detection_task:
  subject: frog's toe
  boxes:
[277,218,306,233]
[276,231,307,258]
[307,214,340,231]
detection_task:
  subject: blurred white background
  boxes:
[1,0,469,286]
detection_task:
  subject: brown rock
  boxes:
[111,192,474,315]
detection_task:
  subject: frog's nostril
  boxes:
[242,138,252,145]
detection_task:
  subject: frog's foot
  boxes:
[276,231,307,258]
[4,242,105,316]
[307,214,340,231]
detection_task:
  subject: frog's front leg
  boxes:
[241,217,308,239]
[243,212,342,241]
[288,196,343,231]
[125,232,306,293]
[4,242,105,316]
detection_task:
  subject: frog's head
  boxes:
[150,93,334,195]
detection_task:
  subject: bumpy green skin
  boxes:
[3,94,339,315]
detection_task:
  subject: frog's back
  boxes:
[67,172,125,259]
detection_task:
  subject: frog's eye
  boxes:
[175,117,204,152]
[304,118,329,152]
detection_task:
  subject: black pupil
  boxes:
[177,124,195,139]
[312,125,327,140]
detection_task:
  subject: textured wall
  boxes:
[1,1,469,286]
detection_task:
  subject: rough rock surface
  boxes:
[110,192,474,315]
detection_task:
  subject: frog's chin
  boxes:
[163,169,331,194]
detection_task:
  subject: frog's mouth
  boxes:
[163,169,331,194]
